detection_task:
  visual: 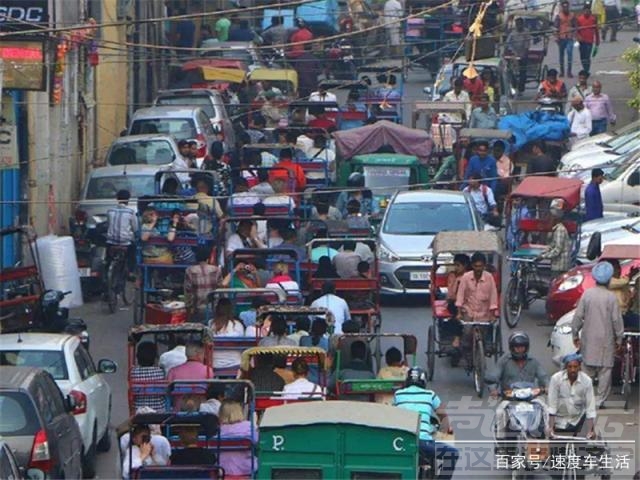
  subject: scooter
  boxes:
[38,290,90,350]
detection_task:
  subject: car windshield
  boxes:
[605,153,638,181]
[0,392,39,436]
[609,131,639,151]
[85,174,157,199]
[130,118,197,141]
[106,140,175,166]
[155,96,216,118]
[383,201,474,235]
[0,350,68,380]
[363,166,411,197]
[204,49,253,65]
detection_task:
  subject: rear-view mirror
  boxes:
[97,359,117,374]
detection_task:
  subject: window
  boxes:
[272,469,322,479]
[363,166,412,197]
[155,96,216,118]
[74,346,93,380]
[0,392,39,435]
[383,202,474,235]
[85,175,157,200]
[0,350,68,380]
[106,140,175,166]
[130,118,197,141]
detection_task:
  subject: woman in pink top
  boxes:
[218,400,258,476]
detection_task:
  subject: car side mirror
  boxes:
[65,394,77,413]
[97,359,117,374]
[627,170,640,187]
[586,232,602,261]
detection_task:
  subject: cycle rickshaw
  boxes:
[427,231,504,397]
[504,177,583,328]
[504,10,552,86]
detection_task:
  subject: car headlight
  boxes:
[558,273,584,292]
[553,324,573,335]
[378,243,400,262]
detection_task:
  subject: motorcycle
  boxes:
[38,290,90,350]
[70,213,107,298]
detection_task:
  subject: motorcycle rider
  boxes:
[393,367,459,480]
[488,332,550,452]
[106,189,138,278]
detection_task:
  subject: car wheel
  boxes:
[82,425,98,479]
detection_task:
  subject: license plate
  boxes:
[78,268,92,277]
[410,272,429,281]
[515,403,534,412]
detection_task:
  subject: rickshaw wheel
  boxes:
[495,323,503,361]
[426,325,435,381]
[473,339,485,397]
[504,278,523,329]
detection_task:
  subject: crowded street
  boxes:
[1,0,639,479]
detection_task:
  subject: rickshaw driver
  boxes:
[537,68,568,101]
[393,367,459,480]
[455,252,499,366]
[536,204,572,282]
[489,332,550,451]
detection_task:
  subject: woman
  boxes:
[209,298,245,370]
[218,400,258,476]
[221,262,261,289]
[140,207,175,264]
[121,424,170,479]
[313,256,339,279]
[130,342,166,412]
[201,141,231,198]
[258,315,297,347]
[265,262,300,295]
[480,69,496,104]
[282,358,324,399]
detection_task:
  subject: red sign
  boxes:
[0,40,46,90]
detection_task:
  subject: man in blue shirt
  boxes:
[584,168,604,222]
[463,141,498,192]
[393,367,459,480]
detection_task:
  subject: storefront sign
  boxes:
[0,125,18,169]
[0,0,49,32]
[0,40,46,90]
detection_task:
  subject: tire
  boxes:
[105,263,117,314]
[82,426,98,478]
[426,325,435,381]
[495,323,504,360]
[473,337,486,397]
[505,277,523,329]
[623,349,631,411]
[119,262,132,306]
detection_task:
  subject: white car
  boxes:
[0,333,116,478]
[549,309,579,368]
[577,216,640,263]
[568,119,640,152]
[559,130,640,176]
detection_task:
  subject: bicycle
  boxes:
[504,256,547,328]
[620,331,640,411]
[465,320,502,397]
[104,245,131,314]
[549,434,611,479]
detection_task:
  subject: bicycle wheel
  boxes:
[623,348,631,411]
[119,261,132,306]
[494,322,503,361]
[426,325,435,381]
[473,336,486,397]
[504,277,523,329]
[105,262,118,314]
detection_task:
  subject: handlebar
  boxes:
[624,331,640,337]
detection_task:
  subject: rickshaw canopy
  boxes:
[431,231,503,256]
[260,400,420,434]
[240,346,327,371]
[599,237,640,260]
[201,66,246,83]
[127,323,214,343]
[249,68,298,92]
[333,120,433,163]
[510,177,583,211]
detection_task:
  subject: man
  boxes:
[468,94,498,129]
[278,227,307,262]
[554,1,577,78]
[506,17,531,95]
[462,174,500,225]
[576,2,600,74]
[443,77,471,121]
[584,81,616,135]
[584,168,604,221]
[489,332,549,451]
[177,139,195,168]
[566,70,592,111]
[463,141,498,192]
[311,281,352,334]
[572,261,624,408]
[184,247,222,323]
[528,141,556,176]
[383,0,403,56]
[106,189,138,277]
[601,0,621,41]
[567,96,593,144]
[537,68,568,100]
[228,177,260,210]
[306,135,336,183]
[214,14,231,42]
[309,85,338,103]
[250,169,275,196]
[159,335,187,373]
[288,18,314,58]
[394,368,459,480]
[333,240,363,279]
[493,140,512,197]
[547,353,597,440]
[167,341,214,382]
[270,148,307,192]
[332,340,376,400]
[228,18,255,42]
[455,252,499,363]
[345,199,371,231]
[262,15,289,46]
[538,206,572,280]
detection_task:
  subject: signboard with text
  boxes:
[0,0,49,34]
[0,41,46,90]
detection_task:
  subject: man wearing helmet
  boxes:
[571,261,624,408]
[488,331,549,450]
[393,367,459,479]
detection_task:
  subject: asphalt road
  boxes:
[81,30,639,479]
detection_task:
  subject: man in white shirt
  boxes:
[306,135,337,183]
[309,85,338,103]
[567,97,592,145]
[462,174,499,219]
[384,0,403,55]
[311,281,351,334]
[159,338,187,373]
[442,77,471,121]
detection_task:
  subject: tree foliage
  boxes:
[622,45,640,110]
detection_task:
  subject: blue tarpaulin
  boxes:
[498,111,570,151]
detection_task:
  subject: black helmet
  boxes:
[508,331,530,360]
[347,172,364,188]
[405,367,427,389]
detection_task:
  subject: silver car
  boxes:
[378,190,482,295]
[104,134,187,168]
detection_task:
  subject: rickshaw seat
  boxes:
[433,300,452,319]
[432,272,449,289]
[518,218,578,234]
[134,466,223,479]
[310,278,377,292]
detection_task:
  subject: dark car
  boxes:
[0,367,83,479]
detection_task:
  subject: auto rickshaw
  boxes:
[258,401,420,479]
[248,68,298,99]
[428,231,504,396]
[127,323,214,415]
